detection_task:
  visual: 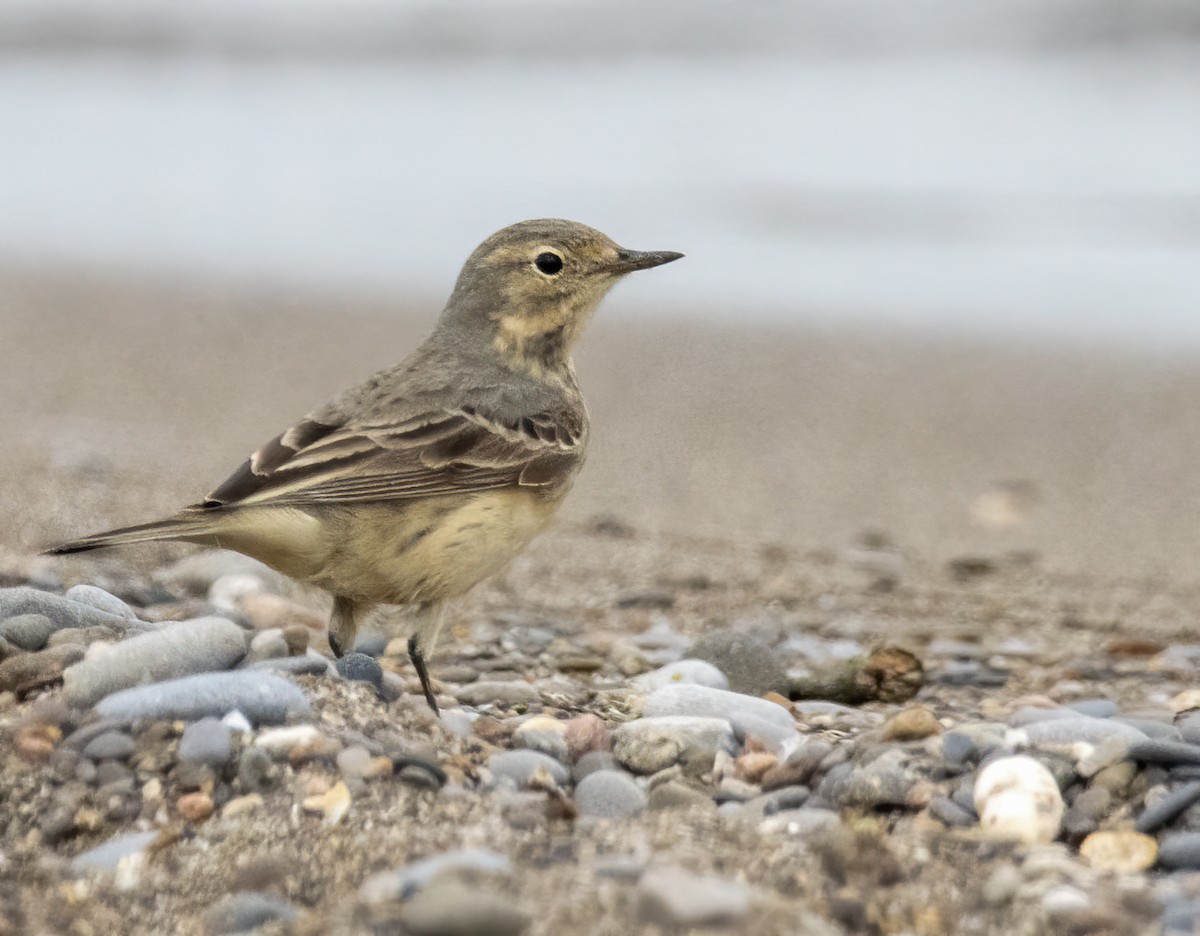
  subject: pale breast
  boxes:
[312,488,567,605]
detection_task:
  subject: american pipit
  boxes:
[47,219,682,712]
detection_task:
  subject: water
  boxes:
[1,47,1198,344]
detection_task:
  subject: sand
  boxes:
[4,268,1200,581]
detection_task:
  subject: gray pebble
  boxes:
[236,746,282,793]
[933,660,1009,686]
[742,785,810,817]
[613,716,737,777]
[1066,699,1119,719]
[1159,831,1200,870]
[455,681,540,707]
[247,654,332,676]
[686,628,788,696]
[1008,717,1148,755]
[573,751,618,783]
[203,892,298,934]
[488,749,570,789]
[336,652,383,690]
[82,730,136,762]
[63,585,138,622]
[1008,707,1075,727]
[1062,786,1111,838]
[96,671,309,724]
[642,684,794,732]
[1136,781,1200,833]
[757,806,842,836]
[64,617,249,708]
[178,717,234,767]
[574,769,647,819]
[1178,715,1200,745]
[0,614,55,651]
[825,748,922,809]
[631,659,729,692]
[941,731,980,768]
[1113,718,1181,741]
[359,848,511,904]
[71,830,159,873]
[1129,739,1200,766]
[929,795,977,827]
[1162,899,1200,934]
[0,586,127,633]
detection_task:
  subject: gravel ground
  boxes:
[5,273,1200,935]
[2,523,1199,936]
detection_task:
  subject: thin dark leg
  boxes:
[409,635,440,716]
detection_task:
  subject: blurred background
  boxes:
[3,0,1200,579]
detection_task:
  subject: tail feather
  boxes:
[45,514,216,556]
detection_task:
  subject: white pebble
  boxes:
[255,724,327,753]
[974,755,1064,844]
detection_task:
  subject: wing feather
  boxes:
[198,406,584,511]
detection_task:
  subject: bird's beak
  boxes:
[610,248,685,273]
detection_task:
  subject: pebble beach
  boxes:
[4,274,1200,935]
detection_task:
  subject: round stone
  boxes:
[177,717,234,767]
[1079,830,1157,872]
[335,652,383,690]
[574,769,647,819]
[974,755,1064,844]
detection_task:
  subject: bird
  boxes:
[46,219,683,713]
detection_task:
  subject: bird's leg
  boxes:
[328,596,359,658]
[408,635,439,715]
[409,603,447,715]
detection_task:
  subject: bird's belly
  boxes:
[317,489,563,605]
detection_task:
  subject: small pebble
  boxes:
[335,652,383,690]
[488,750,569,789]
[1079,830,1157,872]
[455,681,540,707]
[1135,780,1200,833]
[631,659,730,692]
[613,716,737,777]
[512,715,569,762]
[82,731,136,762]
[880,705,942,741]
[564,713,609,761]
[1158,831,1200,870]
[302,780,351,826]
[574,769,647,819]
[974,755,1064,844]
[178,718,234,767]
[177,791,215,822]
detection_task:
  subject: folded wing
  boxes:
[197,406,585,511]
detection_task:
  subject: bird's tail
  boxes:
[45,514,217,556]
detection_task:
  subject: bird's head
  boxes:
[440,219,682,375]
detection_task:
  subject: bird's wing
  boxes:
[195,405,585,510]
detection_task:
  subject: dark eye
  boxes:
[535,252,563,275]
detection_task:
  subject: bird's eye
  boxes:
[534,252,563,275]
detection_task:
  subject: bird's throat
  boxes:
[492,311,578,379]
